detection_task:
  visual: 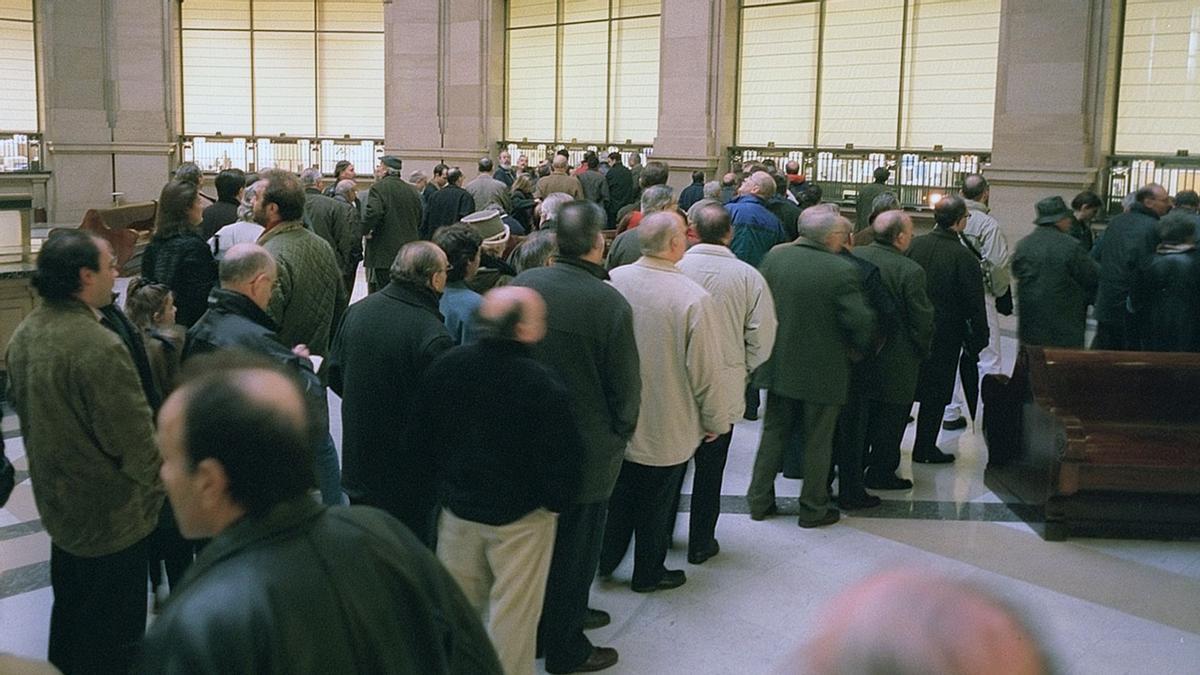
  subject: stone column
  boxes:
[652,0,738,193]
[41,0,177,224]
[986,0,1117,244]
[386,0,504,176]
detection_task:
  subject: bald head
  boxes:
[872,210,914,251]
[741,171,776,199]
[791,570,1049,675]
[219,243,277,309]
[390,240,448,291]
[798,206,849,251]
[334,179,358,200]
[639,210,687,260]
[476,286,547,345]
[551,155,569,172]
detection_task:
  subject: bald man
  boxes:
[784,570,1050,675]
[140,358,502,674]
[414,286,584,675]
[536,154,585,200]
[726,170,787,267]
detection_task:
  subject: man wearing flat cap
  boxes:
[363,155,423,293]
[461,209,517,293]
[1011,196,1100,347]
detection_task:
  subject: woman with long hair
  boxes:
[510,173,536,232]
[141,179,218,327]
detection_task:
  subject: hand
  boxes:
[292,344,311,358]
[703,432,720,443]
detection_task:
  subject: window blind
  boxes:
[1116,0,1200,155]
[818,0,903,149]
[181,0,249,30]
[318,32,384,137]
[559,22,609,142]
[736,2,819,147]
[609,16,660,144]
[505,26,557,142]
[0,6,37,132]
[182,30,253,135]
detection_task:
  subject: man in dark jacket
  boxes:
[767,173,802,241]
[1091,183,1170,349]
[511,201,640,675]
[1012,196,1100,348]
[1130,211,1200,352]
[854,167,891,232]
[727,171,787,268]
[906,196,989,463]
[327,241,455,545]
[415,287,583,675]
[423,167,477,240]
[364,155,424,293]
[184,243,342,506]
[678,171,706,212]
[301,168,361,296]
[138,358,502,674]
[199,168,244,239]
[605,152,635,228]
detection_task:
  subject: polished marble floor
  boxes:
[2,279,1199,673]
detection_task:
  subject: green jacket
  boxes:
[6,299,163,557]
[260,220,347,355]
[754,239,875,405]
[1012,225,1099,348]
[855,182,890,231]
[854,242,935,403]
[304,189,361,277]
[362,175,422,270]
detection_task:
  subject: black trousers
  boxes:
[147,502,194,593]
[1092,317,1129,350]
[830,382,869,498]
[49,536,150,675]
[913,397,947,454]
[745,383,760,416]
[864,400,912,479]
[599,460,686,588]
[367,268,390,294]
[688,430,733,555]
[538,501,608,671]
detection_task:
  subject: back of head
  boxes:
[335,179,358,199]
[510,230,557,273]
[1157,211,1198,245]
[551,155,569,172]
[797,205,841,242]
[478,157,493,174]
[174,162,202,186]
[869,191,901,225]
[475,286,545,344]
[444,167,462,186]
[934,195,967,229]
[390,240,444,286]
[173,356,314,518]
[219,243,276,287]
[124,278,172,329]
[1175,189,1199,210]
[786,160,801,175]
[873,166,891,184]
[299,167,323,188]
[1071,190,1102,211]
[641,184,675,214]
[432,224,483,283]
[155,179,201,238]
[798,183,823,209]
[215,168,246,203]
[773,173,789,199]
[608,151,622,163]
[689,200,731,245]
[1135,183,1165,205]
[692,170,705,184]
[258,169,306,222]
[539,192,573,225]
[640,160,670,188]
[703,180,722,199]
[587,155,600,170]
[33,229,100,301]
[961,174,988,201]
[638,210,683,255]
[555,200,605,258]
[872,209,910,246]
[537,162,552,178]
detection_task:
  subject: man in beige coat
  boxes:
[601,210,729,593]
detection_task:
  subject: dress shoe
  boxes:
[836,493,882,510]
[912,447,956,464]
[864,473,913,490]
[583,608,611,630]
[942,416,968,431]
[545,646,619,674]
[797,509,840,528]
[687,539,720,565]
[749,503,778,521]
[631,569,686,593]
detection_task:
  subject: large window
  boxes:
[0,0,38,133]
[736,0,1000,152]
[1115,0,1200,156]
[505,0,661,145]
[180,0,384,140]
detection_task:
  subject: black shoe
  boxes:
[582,608,611,630]
[687,539,720,565]
[836,493,882,510]
[743,408,759,421]
[907,415,915,424]
[864,473,913,490]
[631,569,686,593]
[942,416,967,431]
[913,447,956,464]
[749,503,778,521]
[798,509,840,528]
[545,646,619,674]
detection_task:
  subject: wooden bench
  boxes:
[983,347,1200,541]
[78,201,158,276]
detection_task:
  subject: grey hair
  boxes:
[408,170,427,184]
[539,192,573,224]
[1121,192,1137,211]
[638,210,683,255]
[872,210,910,245]
[237,182,260,222]
[174,162,202,185]
[703,180,722,200]
[299,167,323,187]
[219,243,276,286]
[334,179,357,199]
[510,230,557,273]
[797,206,842,242]
[640,184,675,214]
[389,241,445,286]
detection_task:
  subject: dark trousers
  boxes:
[747,393,840,521]
[745,384,761,416]
[1092,316,1129,350]
[864,400,912,479]
[538,501,608,671]
[49,536,150,675]
[146,503,193,593]
[599,460,686,588]
[830,383,869,498]
[350,494,437,549]
[913,397,947,453]
[367,268,390,294]
[688,430,733,554]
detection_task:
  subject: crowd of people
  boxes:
[3,145,1197,675]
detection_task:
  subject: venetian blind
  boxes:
[736,2,819,147]
[609,16,660,144]
[0,0,38,132]
[818,0,903,149]
[1116,0,1200,155]
[900,0,999,151]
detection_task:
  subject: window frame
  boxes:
[0,0,41,135]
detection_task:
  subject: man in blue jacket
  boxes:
[726,171,787,268]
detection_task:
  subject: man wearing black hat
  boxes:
[1011,196,1099,348]
[363,155,423,293]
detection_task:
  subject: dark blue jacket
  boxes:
[727,194,786,268]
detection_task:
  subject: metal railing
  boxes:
[0,133,42,173]
[1105,155,1200,215]
[180,135,385,175]
[500,142,652,171]
[730,147,989,210]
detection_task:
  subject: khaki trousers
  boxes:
[438,507,557,675]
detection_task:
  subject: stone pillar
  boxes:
[386,0,504,177]
[40,0,177,224]
[652,0,738,193]
[986,0,1117,244]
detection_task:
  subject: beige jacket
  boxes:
[609,257,727,466]
[678,244,778,427]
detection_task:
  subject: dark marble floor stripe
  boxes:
[0,561,49,599]
[677,494,1041,522]
[0,518,44,542]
